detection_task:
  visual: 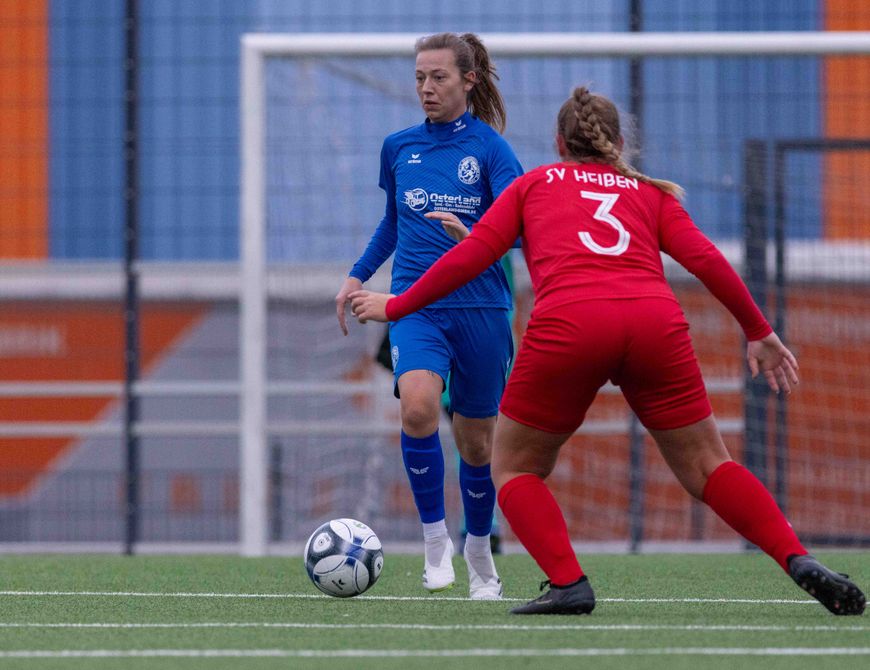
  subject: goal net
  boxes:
[242,33,870,555]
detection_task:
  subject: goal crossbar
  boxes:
[243,31,870,57]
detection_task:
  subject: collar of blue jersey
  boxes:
[424,110,473,140]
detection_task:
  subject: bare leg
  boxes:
[647,414,731,500]
[649,413,806,571]
[649,413,864,614]
[491,413,570,488]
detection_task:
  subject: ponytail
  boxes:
[458,33,506,133]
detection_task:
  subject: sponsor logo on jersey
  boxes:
[403,188,429,211]
[403,188,482,216]
[458,156,480,184]
[407,152,422,164]
[453,118,466,133]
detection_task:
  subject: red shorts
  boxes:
[500,297,712,433]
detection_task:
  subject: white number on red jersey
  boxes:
[578,191,630,256]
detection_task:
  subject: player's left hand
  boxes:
[747,331,799,395]
[426,211,469,242]
[348,290,395,323]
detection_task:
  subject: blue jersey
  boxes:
[350,111,522,309]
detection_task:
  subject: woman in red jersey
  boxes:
[349,87,866,616]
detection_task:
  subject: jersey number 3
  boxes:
[578,191,630,256]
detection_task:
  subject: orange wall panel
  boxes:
[0,0,48,258]
[824,0,870,239]
[0,303,206,496]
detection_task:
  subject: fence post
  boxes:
[743,140,770,486]
[123,0,140,556]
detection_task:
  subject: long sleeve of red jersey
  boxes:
[659,196,772,341]
[386,181,523,321]
[385,237,500,320]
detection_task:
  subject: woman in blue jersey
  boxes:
[335,32,522,599]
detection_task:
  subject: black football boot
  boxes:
[788,554,866,615]
[510,576,596,615]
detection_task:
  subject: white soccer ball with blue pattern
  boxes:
[304,518,384,597]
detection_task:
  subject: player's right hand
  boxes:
[747,331,799,395]
[335,276,364,335]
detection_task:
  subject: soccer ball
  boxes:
[303,518,384,597]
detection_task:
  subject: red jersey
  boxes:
[387,162,771,340]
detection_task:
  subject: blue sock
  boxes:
[401,430,445,523]
[460,460,496,537]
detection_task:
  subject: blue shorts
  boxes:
[388,307,513,419]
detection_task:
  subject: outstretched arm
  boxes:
[350,235,500,322]
[665,226,772,341]
[347,212,474,325]
[351,179,524,323]
[660,198,798,393]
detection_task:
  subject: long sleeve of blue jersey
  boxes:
[349,141,398,282]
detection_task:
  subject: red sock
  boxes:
[498,474,583,585]
[702,461,807,571]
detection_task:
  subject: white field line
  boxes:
[0,590,820,605]
[0,622,866,632]
[0,648,868,658]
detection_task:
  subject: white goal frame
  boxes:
[239,31,870,556]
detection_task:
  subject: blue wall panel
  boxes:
[138,0,247,260]
[49,0,124,259]
[643,0,821,238]
[48,0,828,259]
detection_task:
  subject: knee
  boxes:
[650,416,731,500]
[679,453,731,501]
[458,439,490,467]
[401,402,440,437]
[491,465,513,491]
[453,418,495,467]
[491,456,553,491]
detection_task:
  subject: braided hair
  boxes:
[557,86,684,199]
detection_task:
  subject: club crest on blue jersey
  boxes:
[403,188,428,211]
[458,156,481,184]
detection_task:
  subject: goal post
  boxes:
[240,32,870,557]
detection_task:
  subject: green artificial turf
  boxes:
[0,551,866,669]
